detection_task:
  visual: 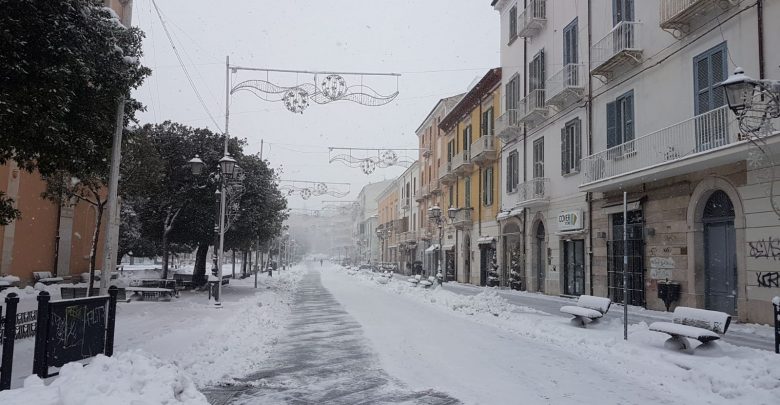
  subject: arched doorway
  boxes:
[535,222,546,293]
[703,190,737,314]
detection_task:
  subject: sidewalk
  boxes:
[440,282,775,351]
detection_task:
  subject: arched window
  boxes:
[703,190,734,220]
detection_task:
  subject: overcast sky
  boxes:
[131,0,498,210]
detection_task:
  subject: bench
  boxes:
[32,272,65,285]
[407,274,422,286]
[173,273,195,290]
[79,270,118,283]
[649,307,731,351]
[60,287,128,302]
[560,295,612,327]
[126,287,174,302]
[419,276,436,288]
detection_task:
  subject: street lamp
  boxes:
[428,205,456,283]
[187,155,205,175]
[719,67,780,133]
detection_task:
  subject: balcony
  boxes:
[400,231,418,245]
[518,0,546,38]
[591,21,642,80]
[496,109,523,142]
[514,178,550,208]
[429,178,441,195]
[471,135,498,164]
[660,0,735,33]
[401,197,411,211]
[438,160,456,184]
[451,150,473,175]
[519,89,547,127]
[452,208,472,230]
[415,184,429,202]
[546,64,586,107]
[580,105,747,192]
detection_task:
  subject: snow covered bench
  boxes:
[649,307,731,351]
[560,295,612,327]
[407,274,421,286]
[33,271,65,285]
[419,276,435,288]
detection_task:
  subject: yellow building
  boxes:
[376,181,400,266]
[438,68,502,285]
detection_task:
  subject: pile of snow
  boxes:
[0,351,207,405]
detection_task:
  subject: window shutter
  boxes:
[575,119,582,172]
[561,127,568,175]
[540,49,546,88]
[695,56,710,114]
[624,94,634,142]
[606,101,617,148]
[506,156,512,193]
[710,48,726,108]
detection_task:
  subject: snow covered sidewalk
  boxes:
[0,265,304,404]
[325,265,780,404]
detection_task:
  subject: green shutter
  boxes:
[606,101,617,148]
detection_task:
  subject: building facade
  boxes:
[493,0,780,323]
[353,180,394,264]
[439,68,503,286]
[415,94,464,277]
[377,180,400,266]
[397,162,420,274]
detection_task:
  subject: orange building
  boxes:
[0,0,129,285]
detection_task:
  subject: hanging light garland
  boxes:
[278,180,351,200]
[329,147,423,174]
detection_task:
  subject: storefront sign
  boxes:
[557,210,583,232]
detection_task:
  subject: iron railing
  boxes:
[582,105,737,184]
[518,0,546,38]
[592,21,642,70]
[546,63,586,105]
[452,208,472,228]
[438,160,453,182]
[451,149,472,172]
[519,89,547,122]
[496,109,523,142]
[660,0,730,29]
[515,177,550,206]
[471,135,497,161]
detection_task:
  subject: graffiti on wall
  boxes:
[756,271,780,288]
[748,238,780,260]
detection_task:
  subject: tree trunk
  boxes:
[242,250,248,278]
[193,241,209,286]
[161,228,169,280]
[88,202,105,294]
[231,250,236,279]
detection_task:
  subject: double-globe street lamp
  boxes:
[187,153,238,306]
[427,205,457,283]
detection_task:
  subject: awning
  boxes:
[496,211,510,221]
[425,244,440,253]
[602,196,645,214]
[442,243,455,250]
[496,207,524,221]
[477,236,496,245]
[509,207,524,217]
[555,229,588,237]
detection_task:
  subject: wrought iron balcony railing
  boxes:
[591,21,642,79]
[452,208,472,230]
[518,0,546,38]
[451,150,473,174]
[515,178,550,208]
[581,105,738,185]
[660,0,735,33]
[546,64,586,107]
[471,135,498,164]
[496,109,523,142]
[519,89,547,126]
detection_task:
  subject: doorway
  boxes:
[703,190,737,314]
[563,240,585,296]
[535,222,546,292]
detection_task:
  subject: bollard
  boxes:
[0,293,20,391]
[105,286,119,357]
[773,296,779,354]
[32,291,51,378]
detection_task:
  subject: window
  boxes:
[462,125,472,151]
[506,151,519,193]
[606,90,634,149]
[483,167,494,206]
[449,186,454,208]
[533,138,544,179]
[561,118,582,175]
[694,42,727,115]
[612,0,634,25]
[508,5,518,42]
[482,107,494,136]
[464,176,471,208]
[529,50,545,92]
[563,19,578,66]
[447,140,455,161]
[505,74,521,124]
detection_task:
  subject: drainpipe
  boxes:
[522,35,529,289]
[587,0,594,296]
[757,0,765,79]
[53,198,62,276]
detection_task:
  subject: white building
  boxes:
[493,0,780,323]
[353,180,394,263]
[397,161,420,273]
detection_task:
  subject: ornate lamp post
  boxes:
[427,205,457,283]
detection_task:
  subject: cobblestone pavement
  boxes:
[203,270,459,404]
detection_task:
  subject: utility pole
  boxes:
[99,0,133,296]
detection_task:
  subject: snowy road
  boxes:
[204,269,457,404]
[318,266,684,405]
